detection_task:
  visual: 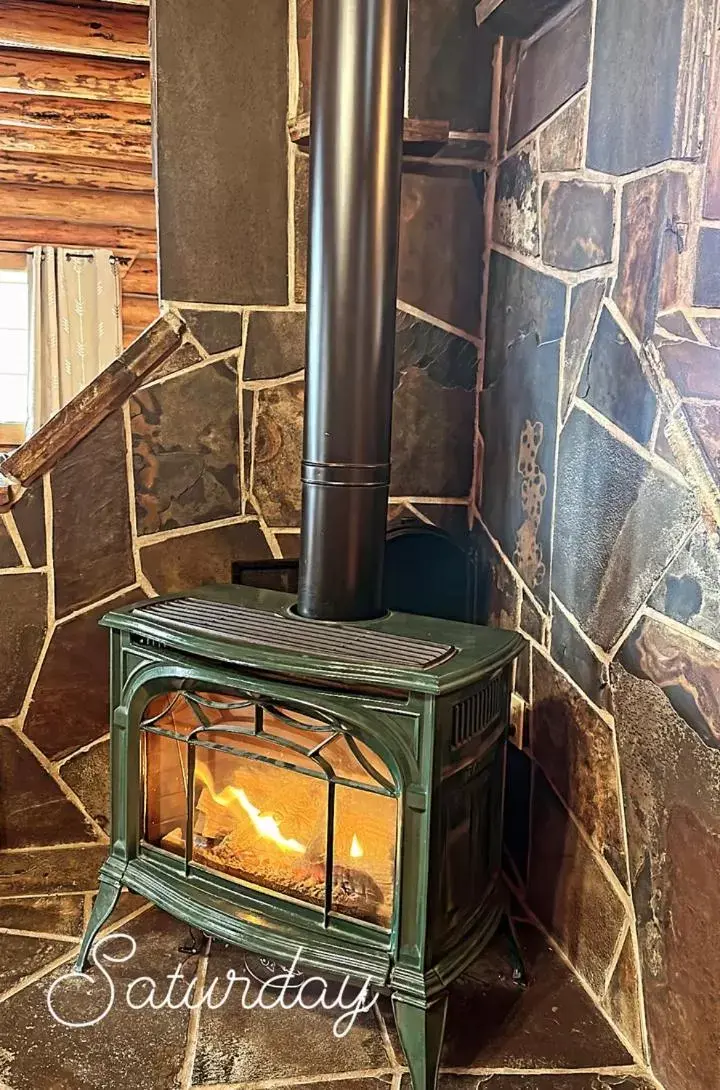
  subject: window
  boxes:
[0,264,30,449]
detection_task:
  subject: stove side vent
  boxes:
[450,672,507,750]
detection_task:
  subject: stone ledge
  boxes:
[289,113,451,155]
[1,310,186,494]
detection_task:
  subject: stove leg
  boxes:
[74,877,122,972]
[391,993,448,1090]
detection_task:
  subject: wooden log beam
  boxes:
[54,0,148,8]
[0,48,150,103]
[0,152,153,192]
[118,256,158,294]
[0,122,149,162]
[0,183,155,228]
[0,91,150,136]
[0,2,149,61]
[122,292,160,333]
[0,216,156,251]
[3,312,185,488]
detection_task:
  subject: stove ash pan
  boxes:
[76,584,524,1090]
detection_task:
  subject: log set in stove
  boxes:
[76,2,525,1087]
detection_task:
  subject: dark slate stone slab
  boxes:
[553,408,699,648]
[650,525,720,643]
[659,337,720,399]
[515,641,531,704]
[0,571,47,718]
[391,312,478,497]
[613,172,688,339]
[0,726,95,849]
[703,48,720,220]
[696,316,720,345]
[480,330,561,607]
[603,929,645,1054]
[52,411,135,618]
[439,921,633,1069]
[252,379,304,526]
[550,604,610,711]
[520,592,544,642]
[296,0,312,113]
[0,933,72,997]
[413,502,470,540]
[132,360,241,535]
[275,531,301,559]
[694,226,720,307]
[656,310,697,339]
[508,1,591,147]
[12,478,46,567]
[398,166,486,335]
[538,92,586,172]
[408,0,495,131]
[612,664,720,1090]
[179,309,243,355]
[25,589,145,761]
[140,520,272,594]
[653,410,681,467]
[478,0,580,38]
[493,147,539,258]
[619,615,720,748]
[473,523,521,630]
[532,653,625,878]
[684,401,720,493]
[587,0,686,174]
[0,895,85,937]
[294,151,309,304]
[561,278,607,418]
[154,0,288,305]
[145,340,204,384]
[436,1078,651,1090]
[498,38,521,157]
[59,738,110,834]
[527,767,629,996]
[244,310,306,381]
[0,845,106,897]
[0,518,20,567]
[0,909,196,1090]
[579,306,658,445]
[485,250,566,387]
[541,180,614,271]
[504,743,531,885]
[192,940,388,1085]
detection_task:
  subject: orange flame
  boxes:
[196,761,306,854]
[350,834,363,859]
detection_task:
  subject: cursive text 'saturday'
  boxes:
[47,934,378,1038]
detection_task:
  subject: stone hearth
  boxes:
[0,871,650,1090]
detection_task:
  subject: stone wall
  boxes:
[0,3,491,903]
[478,1,720,1087]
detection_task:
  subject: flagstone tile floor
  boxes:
[0,865,653,1090]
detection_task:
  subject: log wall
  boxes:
[0,0,158,345]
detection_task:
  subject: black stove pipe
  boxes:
[297,0,409,621]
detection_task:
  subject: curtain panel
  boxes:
[28,247,123,433]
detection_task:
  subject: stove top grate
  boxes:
[132,597,456,670]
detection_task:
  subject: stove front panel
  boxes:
[141,690,399,930]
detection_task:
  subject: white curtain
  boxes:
[27,247,123,432]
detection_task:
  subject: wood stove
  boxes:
[76,2,526,1085]
[76,584,523,1089]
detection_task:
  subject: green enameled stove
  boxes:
[76,583,523,1088]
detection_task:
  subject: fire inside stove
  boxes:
[141,691,398,928]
